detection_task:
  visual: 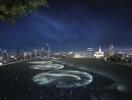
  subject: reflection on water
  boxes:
[33,70,93,88]
[29,61,52,64]
[29,61,64,70]
[30,63,64,70]
[0,60,131,100]
[31,61,92,88]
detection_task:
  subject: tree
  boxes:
[0,0,47,23]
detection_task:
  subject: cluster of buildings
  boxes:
[1,44,132,65]
[53,45,113,59]
[53,45,132,64]
[0,44,51,65]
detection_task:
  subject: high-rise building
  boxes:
[87,48,94,58]
[94,46,104,58]
[0,48,3,65]
[0,48,3,56]
[108,45,114,57]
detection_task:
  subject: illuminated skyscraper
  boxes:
[94,46,104,58]
[0,48,3,65]
[0,48,3,56]
[87,48,94,58]
[108,45,114,57]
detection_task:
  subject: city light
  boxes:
[73,54,82,58]
[94,46,104,58]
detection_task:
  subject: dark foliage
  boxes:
[0,0,47,22]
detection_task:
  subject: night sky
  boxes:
[0,0,132,51]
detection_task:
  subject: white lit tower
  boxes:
[94,46,104,58]
[99,46,102,53]
[108,45,114,57]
